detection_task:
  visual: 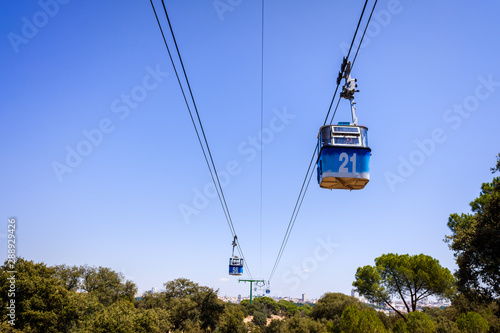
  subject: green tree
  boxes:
[0,258,91,332]
[81,265,137,306]
[299,303,312,316]
[448,294,500,332]
[422,307,458,333]
[278,299,299,316]
[340,305,359,333]
[135,291,169,310]
[435,316,459,333]
[353,253,455,320]
[164,278,203,299]
[339,305,386,333]
[0,320,24,332]
[241,299,270,318]
[63,292,103,332]
[77,300,171,333]
[405,311,435,333]
[283,313,327,333]
[311,293,363,322]
[456,312,489,333]
[253,296,279,316]
[392,319,408,333]
[161,278,225,331]
[77,299,136,333]
[53,264,82,291]
[134,307,171,333]
[445,154,500,301]
[266,318,286,333]
[253,310,268,327]
[218,304,247,333]
[375,312,399,331]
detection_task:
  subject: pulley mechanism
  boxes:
[231,235,237,257]
[337,57,359,125]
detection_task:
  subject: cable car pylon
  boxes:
[238,279,266,304]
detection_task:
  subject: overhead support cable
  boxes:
[268,0,378,283]
[351,0,378,68]
[149,0,252,279]
[259,0,265,280]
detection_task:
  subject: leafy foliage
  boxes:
[392,319,408,333]
[353,253,455,319]
[311,292,363,321]
[53,264,82,291]
[253,310,267,327]
[0,258,100,332]
[445,157,500,301]
[405,311,435,333]
[81,265,137,306]
[339,305,386,333]
[298,303,312,316]
[266,318,287,333]
[253,296,279,316]
[3,134,500,333]
[278,299,299,316]
[434,316,459,333]
[0,320,23,333]
[218,303,247,333]
[160,278,225,331]
[456,312,489,333]
[281,313,327,333]
[491,153,500,173]
[392,312,437,333]
[78,299,137,332]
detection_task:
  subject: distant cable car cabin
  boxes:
[229,257,244,276]
[317,58,371,190]
[229,236,244,276]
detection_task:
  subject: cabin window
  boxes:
[334,136,359,145]
[333,127,359,133]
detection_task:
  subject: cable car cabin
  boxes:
[317,123,371,190]
[229,257,244,276]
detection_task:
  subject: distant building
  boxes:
[302,294,307,302]
[144,287,157,295]
[238,294,241,302]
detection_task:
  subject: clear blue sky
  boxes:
[1,0,499,299]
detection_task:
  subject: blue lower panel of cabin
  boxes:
[317,147,371,190]
[229,265,243,275]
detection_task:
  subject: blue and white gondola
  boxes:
[229,236,243,276]
[229,257,244,276]
[317,123,371,190]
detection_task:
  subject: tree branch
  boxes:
[390,268,411,313]
[415,289,432,302]
[414,280,424,296]
[379,293,406,321]
[412,280,418,311]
